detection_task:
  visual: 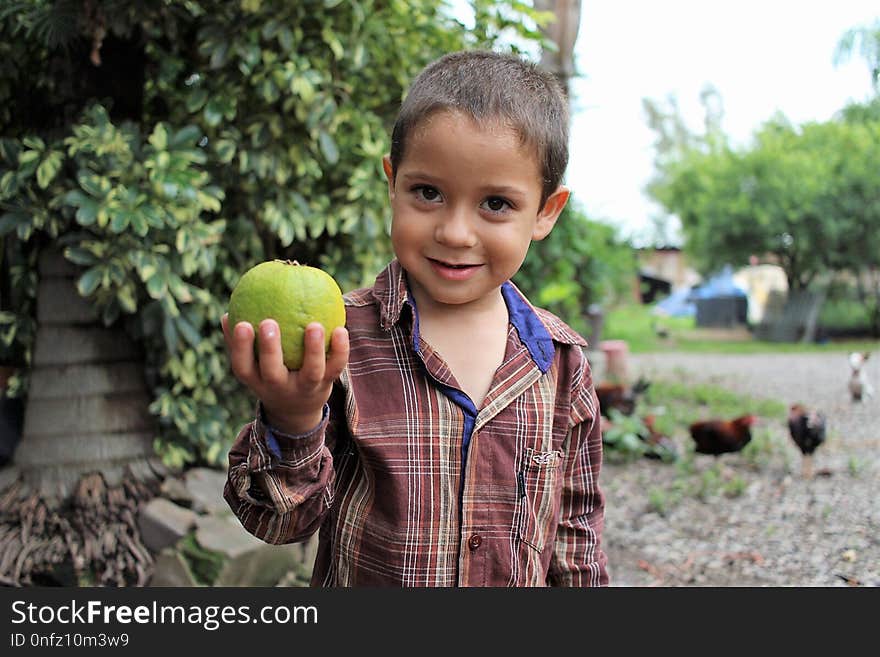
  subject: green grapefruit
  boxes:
[227,260,345,370]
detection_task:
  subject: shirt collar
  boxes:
[372,260,584,373]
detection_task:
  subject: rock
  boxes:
[184,467,229,514]
[160,476,194,507]
[138,497,198,553]
[149,548,200,587]
[194,514,266,558]
[0,465,20,492]
[194,515,303,587]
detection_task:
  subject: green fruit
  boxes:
[227,260,345,370]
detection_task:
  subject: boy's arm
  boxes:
[220,314,348,544]
[547,364,609,587]
[223,400,337,545]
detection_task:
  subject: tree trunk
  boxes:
[0,248,163,585]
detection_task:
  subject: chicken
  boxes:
[787,404,826,479]
[688,415,756,456]
[596,377,651,419]
[848,351,874,402]
[639,414,678,461]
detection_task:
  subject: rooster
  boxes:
[787,404,826,479]
[596,377,651,419]
[688,415,757,456]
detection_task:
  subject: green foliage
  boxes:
[0,1,547,467]
[648,114,880,336]
[601,409,650,463]
[515,201,636,336]
[178,532,224,586]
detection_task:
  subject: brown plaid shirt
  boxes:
[224,260,608,586]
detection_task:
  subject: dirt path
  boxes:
[590,350,880,587]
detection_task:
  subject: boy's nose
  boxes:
[434,208,477,248]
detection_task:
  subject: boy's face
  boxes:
[384,110,568,312]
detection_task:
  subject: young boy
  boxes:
[222,50,608,587]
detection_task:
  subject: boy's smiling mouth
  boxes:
[427,257,483,280]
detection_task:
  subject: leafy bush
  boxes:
[0,0,551,467]
[515,201,636,337]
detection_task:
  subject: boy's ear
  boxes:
[532,186,569,241]
[382,155,395,199]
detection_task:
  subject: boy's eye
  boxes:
[413,185,442,202]
[482,196,511,213]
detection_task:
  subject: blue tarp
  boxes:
[654,265,746,318]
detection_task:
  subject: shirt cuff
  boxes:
[258,402,330,460]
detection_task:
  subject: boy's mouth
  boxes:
[427,258,482,280]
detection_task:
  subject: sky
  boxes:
[565,1,878,246]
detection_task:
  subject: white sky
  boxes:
[566,1,878,246]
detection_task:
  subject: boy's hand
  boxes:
[222,314,349,435]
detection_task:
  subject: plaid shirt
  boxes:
[224,260,608,586]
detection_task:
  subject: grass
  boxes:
[609,377,792,515]
[602,303,879,354]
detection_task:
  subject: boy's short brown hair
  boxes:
[389,50,569,206]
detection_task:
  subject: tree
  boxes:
[0,0,549,585]
[834,19,880,92]
[650,116,880,301]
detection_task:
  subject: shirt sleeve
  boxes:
[547,351,610,587]
[223,388,343,545]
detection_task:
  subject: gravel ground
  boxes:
[589,350,880,588]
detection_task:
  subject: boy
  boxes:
[222,50,608,586]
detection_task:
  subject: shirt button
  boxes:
[468,534,482,550]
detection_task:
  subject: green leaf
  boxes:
[186,88,209,113]
[64,247,98,266]
[77,267,103,296]
[22,136,45,150]
[321,27,344,60]
[215,139,236,164]
[204,98,224,127]
[130,212,149,237]
[36,151,62,189]
[0,171,18,198]
[75,199,99,225]
[150,123,169,151]
[278,27,294,53]
[176,316,202,348]
[18,150,40,166]
[146,271,169,299]
[318,130,339,164]
[117,285,138,313]
[0,211,26,237]
[171,125,202,148]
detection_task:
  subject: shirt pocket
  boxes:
[517,447,563,552]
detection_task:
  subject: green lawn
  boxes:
[601,303,879,354]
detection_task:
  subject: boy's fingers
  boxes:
[297,323,327,385]
[325,326,349,380]
[257,319,289,385]
[227,320,258,383]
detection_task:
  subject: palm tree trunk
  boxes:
[0,248,163,585]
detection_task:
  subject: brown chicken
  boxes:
[688,415,757,455]
[787,404,826,479]
[596,377,651,419]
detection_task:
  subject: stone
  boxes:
[149,548,199,587]
[160,476,194,507]
[195,515,304,587]
[138,497,198,553]
[184,467,229,514]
